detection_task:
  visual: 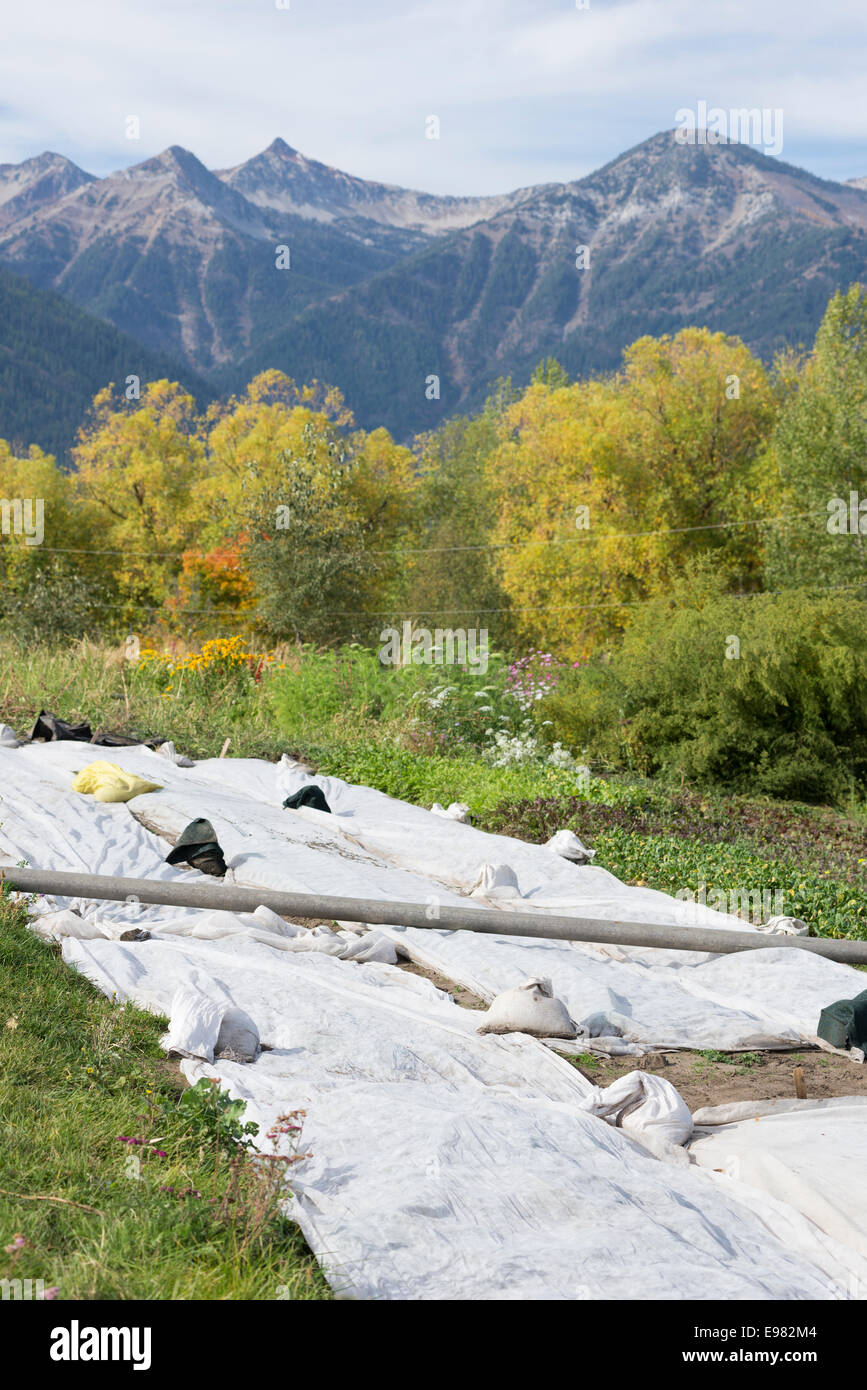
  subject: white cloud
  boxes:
[1,0,865,191]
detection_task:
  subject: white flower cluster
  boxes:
[482,729,541,767]
[482,727,589,774]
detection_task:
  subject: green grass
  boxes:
[0,891,330,1301]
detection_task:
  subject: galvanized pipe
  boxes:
[2,865,866,962]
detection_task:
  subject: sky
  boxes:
[1,0,865,193]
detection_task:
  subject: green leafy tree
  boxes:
[242,420,411,644]
[763,284,867,590]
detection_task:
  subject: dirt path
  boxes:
[565,1047,867,1110]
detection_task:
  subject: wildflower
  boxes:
[4,1234,27,1252]
[37,1287,59,1300]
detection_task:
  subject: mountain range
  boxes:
[2,132,867,454]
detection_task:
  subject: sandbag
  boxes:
[431,802,470,823]
[71,760,162,803]
[215,1006,260,1063]
[0,723,22,747]
[337,932,400,965]
[154,741,196,768]
[580,1071,694,1149]
[471,863,521,898]
[163,986,259,1063]
[477,977,577,1039]
[759,915,810,937]
[544,829,596,864]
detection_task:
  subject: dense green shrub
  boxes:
[538,564,867,805]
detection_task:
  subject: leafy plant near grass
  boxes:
[0,889,329,1300]
[480,788,866,939]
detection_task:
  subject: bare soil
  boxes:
[397,958,488,1009]
[565,1047,867,1110]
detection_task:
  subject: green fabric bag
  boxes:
[817,989,867,1051]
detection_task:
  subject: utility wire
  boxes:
[56,576,867,620]
[16,509,827,560]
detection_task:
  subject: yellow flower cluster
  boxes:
[136,635,283,698]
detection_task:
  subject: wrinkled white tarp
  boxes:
[2,739,867,1298]
[59,932,866,1299]
[690,1097,867,1266]
[0,740,862,1053]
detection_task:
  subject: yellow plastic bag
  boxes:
[71,760,162,803]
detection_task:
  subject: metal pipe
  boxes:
[3,865,865,962]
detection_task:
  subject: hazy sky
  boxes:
[2,0,865,192]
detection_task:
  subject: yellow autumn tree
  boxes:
[488,330,776,657]
[188,372,416,640]
[71,381,208,618]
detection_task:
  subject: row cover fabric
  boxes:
[3,742,867,1296]
[1,740,862,1053]
[59,931,867,1299]
[690,1097,867,1264]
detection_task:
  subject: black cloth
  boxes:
[282,785,332,814]
[165,818,227,878]
[28,708,164,747]
[29,709,92,742]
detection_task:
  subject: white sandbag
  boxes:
[431,802,470,823]
[29,908,109,941]
[251,903,304,938]
[163,987,259,1064]
[477,976,577,1039]
[759,916,810,937]
[163,986,228,1062]
[580,1071,694,1149]
[0,723,22,747]
[471,863,522,898]
[338,932,400,965]
[154,741,195,768]
[215,1006,260,1062]
[545,829,596,863]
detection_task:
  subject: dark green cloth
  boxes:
[283,786,332,814]
[817,990,867,1051]
[165,819,227,877]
